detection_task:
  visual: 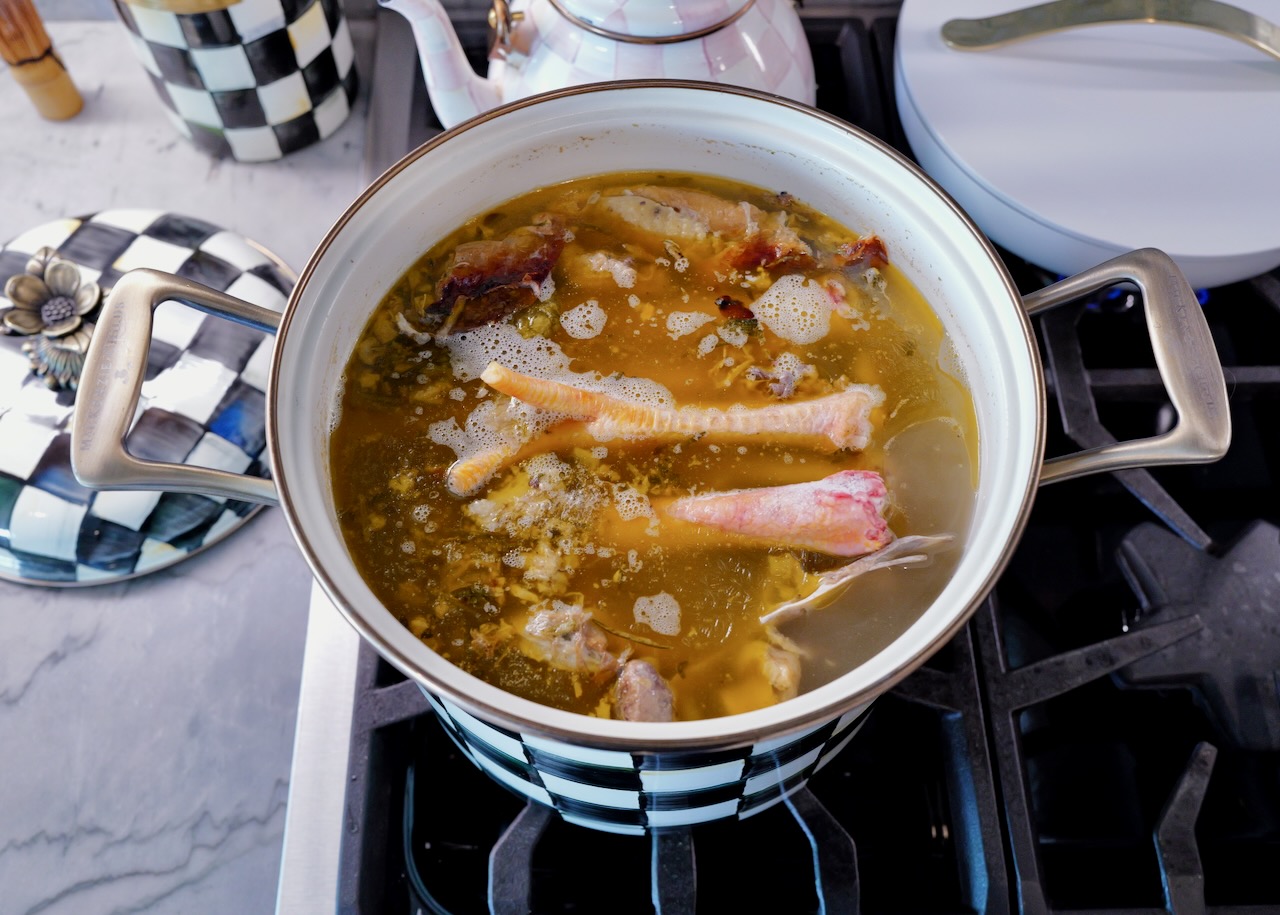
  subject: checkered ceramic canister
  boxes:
[112,0,358,161]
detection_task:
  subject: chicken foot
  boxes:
[659,469,894,557]
[480,362,882,452]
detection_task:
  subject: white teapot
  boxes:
[379,0,816,128]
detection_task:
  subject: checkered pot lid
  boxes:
[0,210,294,586]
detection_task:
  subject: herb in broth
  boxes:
[329,172,978,722]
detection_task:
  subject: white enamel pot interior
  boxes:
[271,82,1041,755]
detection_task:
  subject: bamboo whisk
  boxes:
[0,0,83,119]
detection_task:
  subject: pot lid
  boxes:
[894,0,1280,289]
[0,211,294,586]
[546,0,754,39]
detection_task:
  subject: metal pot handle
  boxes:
[72,269,281,505]
[74,253,1227,500]
[1023,248,1231,485]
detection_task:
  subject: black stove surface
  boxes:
[341,6,1280,912]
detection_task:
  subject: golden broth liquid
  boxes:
[330,172,978,721]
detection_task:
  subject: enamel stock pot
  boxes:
[71,82,1230,834]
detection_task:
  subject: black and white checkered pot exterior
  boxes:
[113,0,358,161]
[423,687,873,833]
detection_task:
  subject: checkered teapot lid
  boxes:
[0,211,293,585]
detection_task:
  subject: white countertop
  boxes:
[0,19,371,272]
[0,13,374,914]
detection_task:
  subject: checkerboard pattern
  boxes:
[423,688,873,833]
[0,211,294,585]
[112,0,358,161]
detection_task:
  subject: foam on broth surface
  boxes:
[329,171,978,721]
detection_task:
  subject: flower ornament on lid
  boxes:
[1,246,101,390]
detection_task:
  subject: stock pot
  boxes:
[71,82,1230,834]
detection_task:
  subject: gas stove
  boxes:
[276,5,1280,912]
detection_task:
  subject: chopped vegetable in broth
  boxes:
[329,171,978,722]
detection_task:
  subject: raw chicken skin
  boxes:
[600,186,814,270]
[425,215,568,334]
[519,602,619,677]
[613,659,675,722]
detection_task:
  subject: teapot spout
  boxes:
[378,0,503,128]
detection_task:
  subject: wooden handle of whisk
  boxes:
[1,0,84,120]
[9,49,84,120]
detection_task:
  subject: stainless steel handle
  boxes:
[72,268,281,505]
[942,0,1280,62]
[1023,248,1230,485]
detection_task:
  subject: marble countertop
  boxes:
[0,14,374,914]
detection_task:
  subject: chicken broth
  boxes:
[330,171,978,721]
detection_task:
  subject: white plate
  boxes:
[894,0,1280,288]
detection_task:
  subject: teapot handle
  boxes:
[488,0,523,57]
[72,269,281,505]
[1022,248,1230,485]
